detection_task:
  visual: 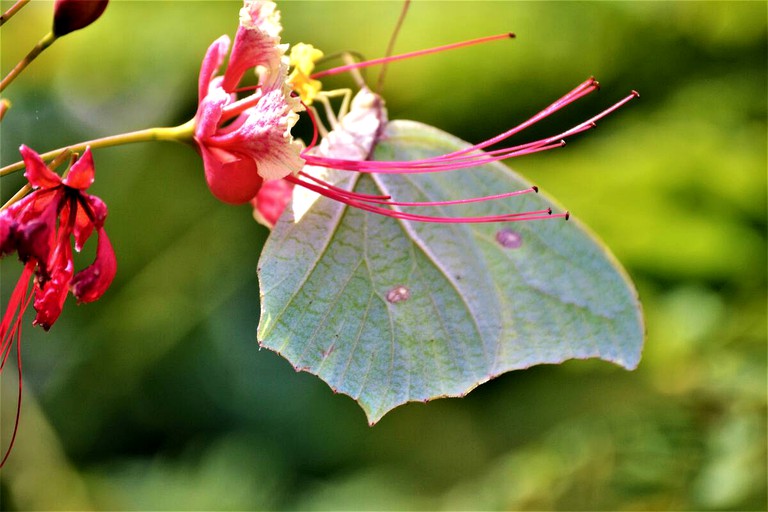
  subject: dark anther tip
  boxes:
[564,211,571,221]
[508,32,516,38]
[546,207,553,215]
[532,185,539,193]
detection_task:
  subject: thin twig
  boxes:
[376,0,411,94]
[0,0,30,27]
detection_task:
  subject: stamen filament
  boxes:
[311,33,515,80]
[0,263,34,370]
[220,91,264,122]
[357,186,538,207]
[295,171,392,201]
[289,175,561,224]
[299,87,637,176]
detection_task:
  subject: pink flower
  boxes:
[194,3,637,225]
[193,0,304,205]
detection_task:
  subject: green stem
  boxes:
[0,119,196,177]
[2,183,31,210]
[0,0,30,27]
[0,31,57,93]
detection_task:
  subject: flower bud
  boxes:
[53,0,108,37]
[0,99,10,122]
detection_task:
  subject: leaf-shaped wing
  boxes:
[257,120,643,424]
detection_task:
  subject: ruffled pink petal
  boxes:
[221,0,283,92]
[20,145,61,189]
[198,35,230,102]
[251,178,293,228]
[213,89,303,180]
[62,147,95,190]
[32,239,73,331]
[199,145,264,204]
[71,227,116,304]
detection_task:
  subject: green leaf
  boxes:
[257,120,644,424]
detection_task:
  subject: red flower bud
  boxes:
[53,0,108,37]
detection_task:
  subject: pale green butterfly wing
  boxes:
[257,120,643,424]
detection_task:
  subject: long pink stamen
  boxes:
[358,186,538,207]
[0,323,24,468]
[1,262,34,369]
[311,33,515,80]
[220,89,264,123]
[294,173,536,207]
[295,171,391,201]
[302,98,321,152]
[301,89,637,175]
[0,261,34,468]
[289,174,560,224]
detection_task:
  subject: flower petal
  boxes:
[71,227,116,304]
[14,193,61,276]
[199,145,264,204]
[72,193,107,251]
[195,78,230,141]
[251,177,293,228]
[0,212,15,257]
[221,0,283,92]
[198,35,230,103]
[62,147,95,190]
[213,89,304,180]
[32,239,74,330]
[20,145,61,189]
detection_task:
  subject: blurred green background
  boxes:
[1,1,765,510]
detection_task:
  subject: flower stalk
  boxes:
[0,120,196,178]
[0,0,30,27]
[0,31,57,93]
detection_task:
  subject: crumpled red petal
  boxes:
[19,145,61,189]
[62,147,95,190]
[73,193,107,251]
[71,227,117,304]
[32,240,74,331]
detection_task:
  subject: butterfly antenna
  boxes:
[376,0,411,95]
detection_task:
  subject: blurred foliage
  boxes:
[1,1,766,510]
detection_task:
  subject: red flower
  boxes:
[193,0,304,205]
[1,145,116,334]
[0,145,116,466]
